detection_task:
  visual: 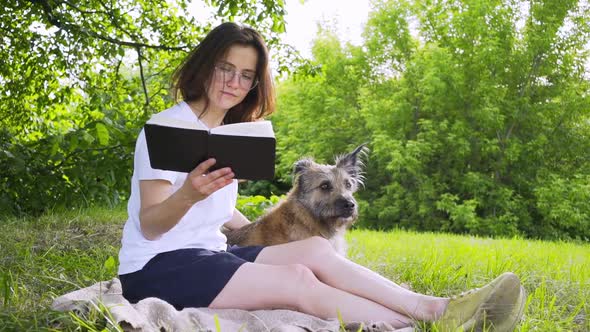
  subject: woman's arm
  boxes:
[223,208,251,230]
[139,158,234,240]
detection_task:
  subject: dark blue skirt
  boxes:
[119,245,264,309]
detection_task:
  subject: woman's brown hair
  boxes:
[171,22,275,123]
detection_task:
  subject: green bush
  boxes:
[236,195,283,221]
[0,115,136,217]
[534,174,590,241]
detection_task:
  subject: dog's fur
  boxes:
[223,145,367,256]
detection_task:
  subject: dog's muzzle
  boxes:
[335,198,356,218]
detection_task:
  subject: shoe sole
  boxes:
[457,274,525,332]
[463,284,527,332]
[496,285,527,332]
[435,273,518,331]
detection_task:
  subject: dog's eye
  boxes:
[320,183,331,191]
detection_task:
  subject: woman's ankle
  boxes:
[411,297,450,322]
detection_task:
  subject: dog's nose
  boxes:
[337,198,356,210]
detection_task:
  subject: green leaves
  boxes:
[436,193,480,234]
[0,1,290,216]
[534,174,590,240]
[95,123,110,146]
[2,0,589,241]
[236,195,282,221]
[274,0,590,240]
[1,0,291,131]
[103,256,117,277]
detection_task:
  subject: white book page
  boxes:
[210,121,275,138]
[146,114,207,131]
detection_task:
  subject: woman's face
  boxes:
[206,45,258,112]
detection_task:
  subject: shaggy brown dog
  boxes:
[223,145,367,256]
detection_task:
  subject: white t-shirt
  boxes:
[118,101,238,275]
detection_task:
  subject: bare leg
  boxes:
[254,236,449,321]
[210,262,413,328]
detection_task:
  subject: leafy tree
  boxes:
[367,0,590,239]
[275,0,590,240]
[0,0,289,215]
[272,27,372,183]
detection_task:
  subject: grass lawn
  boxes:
[1,205,588,331]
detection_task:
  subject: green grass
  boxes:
[1,206,588,331]
[0,206,126,331]
[347,231,589,331]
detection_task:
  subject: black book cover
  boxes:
[144,118,275,180]
[208,135,276,180]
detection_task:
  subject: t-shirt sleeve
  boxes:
[134,129,178,184]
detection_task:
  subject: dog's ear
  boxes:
[335,144,368,182]
[293,158,314,175]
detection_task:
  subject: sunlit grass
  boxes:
[347,230,590,331]
[0,206,126,331]
[0,206,588,331]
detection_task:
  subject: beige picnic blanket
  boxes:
[52,278,413,332]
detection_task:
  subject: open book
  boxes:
[144,115,276,180]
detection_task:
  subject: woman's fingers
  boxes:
[189,159,234,196]
[190,158,217,177]
[181,158,235,204]
[204,171,235,192]
[190,159,232,182]
[192,172,234,197]
[204,166,234,181]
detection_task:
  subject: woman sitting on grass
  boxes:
[117,21,526,331]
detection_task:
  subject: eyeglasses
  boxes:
[214,63,258,90]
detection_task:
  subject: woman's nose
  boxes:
[226,74,241,88]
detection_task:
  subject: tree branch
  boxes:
[62,0,110,16]
[29,0,189,51]
[504,53,543,142]
[52,144,127,170]
[136,47,150,109]
[94,0,144,42]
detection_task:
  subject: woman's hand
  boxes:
[138,158,234,240]
[179,158,235,205]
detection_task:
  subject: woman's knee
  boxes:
[303,236,335,257]
[301,236,337,262]
[254,236,339,269]
[286,263,322,310]
[288,263,319,289]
